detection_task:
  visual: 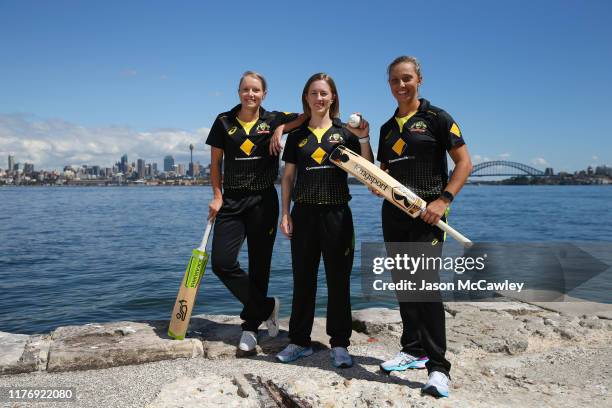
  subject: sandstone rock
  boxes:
[0,332,31,374]
[351,307,401,334]
[145,373,260,408]
[46,321,202,372]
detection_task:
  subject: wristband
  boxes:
[358,136,370,144]
[440,190,454,203]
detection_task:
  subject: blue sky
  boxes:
[0,0,610,172]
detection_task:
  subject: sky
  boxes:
[0,0,611,172]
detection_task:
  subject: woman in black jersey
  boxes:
[276,73,373,368]
[376,56,472,398]
[205,71,301,353]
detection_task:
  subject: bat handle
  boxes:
[436,220,473,248]
[198,220,214,251]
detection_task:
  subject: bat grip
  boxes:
[436,220,473,248]
[198,220,214,251]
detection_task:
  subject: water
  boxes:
[0,185,611,334]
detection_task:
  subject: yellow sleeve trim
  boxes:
[450,123,462,137]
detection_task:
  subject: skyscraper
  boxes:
[178,163,185,176]
[164,155,175,172]
[8,155,14,172]
[120,154,128,173]
[137,159,146,178]
[189,144,194,177]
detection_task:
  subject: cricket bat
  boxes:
[168,220,214,340]
[330,145,473,248]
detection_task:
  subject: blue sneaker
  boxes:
[422,371,450,398]
[276,344,313,363]
[330,347,353,368]
[380,351,428,372]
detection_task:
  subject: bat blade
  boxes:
[330,145,472,247]
[168,248,209,340]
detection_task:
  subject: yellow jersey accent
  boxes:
[394,111,418,133]
[450,123,462,137]
[236,117,258,135]
[228,126,238,135]
[240,139,256,156]
[311,147,328,164]
[392,138,407,156]
[308,126,331,143]
[298,138,308,148]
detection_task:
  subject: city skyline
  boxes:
[1,1,611,173]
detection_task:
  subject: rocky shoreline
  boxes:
[1,301,611,407]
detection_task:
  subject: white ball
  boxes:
[348,113,361,128]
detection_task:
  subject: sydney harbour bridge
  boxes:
[468,161,546,177]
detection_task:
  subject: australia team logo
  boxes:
[256,122,271,134]
[409,121,428,133]
[328,133,344,144]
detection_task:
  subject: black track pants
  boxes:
[382,200,451,377]
[289,203,354,348]
[211,188,277,332]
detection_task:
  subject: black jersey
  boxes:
[206,104,298,193]
[377,98,465,202]
[283,118,361,205]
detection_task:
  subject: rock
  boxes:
[146,373,260,408]
[579,317,604,330]
[351,307,401,334]
[46,321,203,372]
[447,310,529,354]
[191,314,370,359]
[0,332,31,374]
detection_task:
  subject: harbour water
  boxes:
[1,185,611,334]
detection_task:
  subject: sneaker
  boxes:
[330,347,353,368]
[380,351,428,372]
[422,371,450,398]
[276,344,313,363]
[266,297,280,337]
[238,331,257,352]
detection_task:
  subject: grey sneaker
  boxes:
[330,347,353,368]
[276,344,313,363]
[422,371,450,398]
[380,351,428,372]
[238,331,257,352]
[266,297,280,337]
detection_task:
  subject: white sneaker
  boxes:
[265,297,280,337]
[422,371,450,398]
[238,330,257,352]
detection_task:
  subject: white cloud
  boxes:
[472,154,483,163]
[121,68,138,77]
[592,155,599,161]
[499,152,511,159]
[0,113,210,171]
[531,157,549,167]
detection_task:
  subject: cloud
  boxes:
[208,91,223,97]
[499,152,511,159]
[592,155,599,161]
[531,157,549,167]
[0,113,210,171]
[121,68,138,77]
[472,154,483,163]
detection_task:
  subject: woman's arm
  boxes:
[208,147,224,220]
[269,114,306,155]
[280,163,297,238]
[421,144,473,225]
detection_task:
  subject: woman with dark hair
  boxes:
[276,73,373,368]
[376,56,472,398]
[206,71,302,352]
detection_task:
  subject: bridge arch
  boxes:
[470,161,545,177]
